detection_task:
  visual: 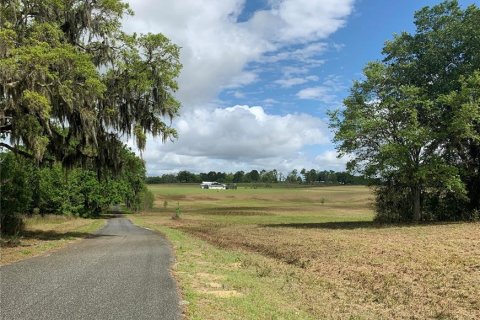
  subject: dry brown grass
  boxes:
[140,185,480,319]
[1,215,105,265]
[177,222,480,319]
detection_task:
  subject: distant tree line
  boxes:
[145,169,367,185]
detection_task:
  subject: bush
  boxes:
[0,148,153,220]
[1,152,32,234]
[172,202,181,220]
[373,183,412,222]
[374,181,476,222]
[139,189,155,211]
[0,213,24,235]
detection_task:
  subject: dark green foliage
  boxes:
[177,170,200,183]
[1,147,150,226]
[232,171,245,183]
[331,1,480,222]
[373,184,413,222]
[244,170,260,182]
[0,211,24,235]
[0,152,29,234]
[138,189,155,211]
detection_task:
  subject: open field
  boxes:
[0,215,105,265]
[132,184,480,319]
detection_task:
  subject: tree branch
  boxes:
[0,142,34,159]
[0,142,53,163]
[0,124,12,132]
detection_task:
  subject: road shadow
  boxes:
[25,230,115,240]
[261,220,461,230]
[98,213,124,219]
[0,230,116,248]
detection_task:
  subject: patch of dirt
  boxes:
[196,272,224,281]
[200,289,243,298]
[191,206,274,216]
[227,262,242,269]
[206,282,223,288]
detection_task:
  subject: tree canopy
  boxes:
[0,0,181,171]
[330,0,480,221]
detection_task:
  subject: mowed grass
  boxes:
[132,184,480,319]
[0,215,105,265]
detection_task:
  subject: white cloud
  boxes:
[124,0,269,107]
[276,0,354,42]
[233,91,245,99]
[141,146,350,176]
[314,150,351,169]
[296,75,346,104]
[262,42,328,63]
[282,66,309,77]
[275,75,319,88]
[124,0,354,107]
[297,86,335,101]
[163,105,328,159]
[263,98,279,106]
[306,76,320,81]
[275,77,308,87]
[224,71,259,89]
[121,0,355,173]
[138,105,332,174]
[249,0,354,44]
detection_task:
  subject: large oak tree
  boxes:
[331,0,480,221]
[0,0,181,171]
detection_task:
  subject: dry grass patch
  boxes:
[1,215,105,265]
[178,221,480,319]
[140,184,479,319]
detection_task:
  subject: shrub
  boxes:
[139,189,155,211]
[1,152,31,234]
[172,202,181,220]
[0,213,24,235]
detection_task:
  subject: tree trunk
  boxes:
[466,175,480,211]
[467,143,480,212]
[412,186,421,221]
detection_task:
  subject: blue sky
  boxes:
[124,0,477,175]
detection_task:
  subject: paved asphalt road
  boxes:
[0,216,181,320]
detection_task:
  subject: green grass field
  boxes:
[131,184,480,319]
[147,184,374,224]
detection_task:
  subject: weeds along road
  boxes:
[0,216,181,320]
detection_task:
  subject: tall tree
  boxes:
[330,0,479,221]
[0,0,181,171]
[286,169,298,184]
[382,0,480,215]
[232,171,244,183]
[306,169,317,184]
[246,170,260,182]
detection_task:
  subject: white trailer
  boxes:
[200,181,226,189]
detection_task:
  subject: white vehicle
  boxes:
[200,181,226,189]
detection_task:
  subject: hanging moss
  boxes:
[1,0,181,173]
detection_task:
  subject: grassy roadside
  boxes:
[130,214,315,320]
[1,215,105,266]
